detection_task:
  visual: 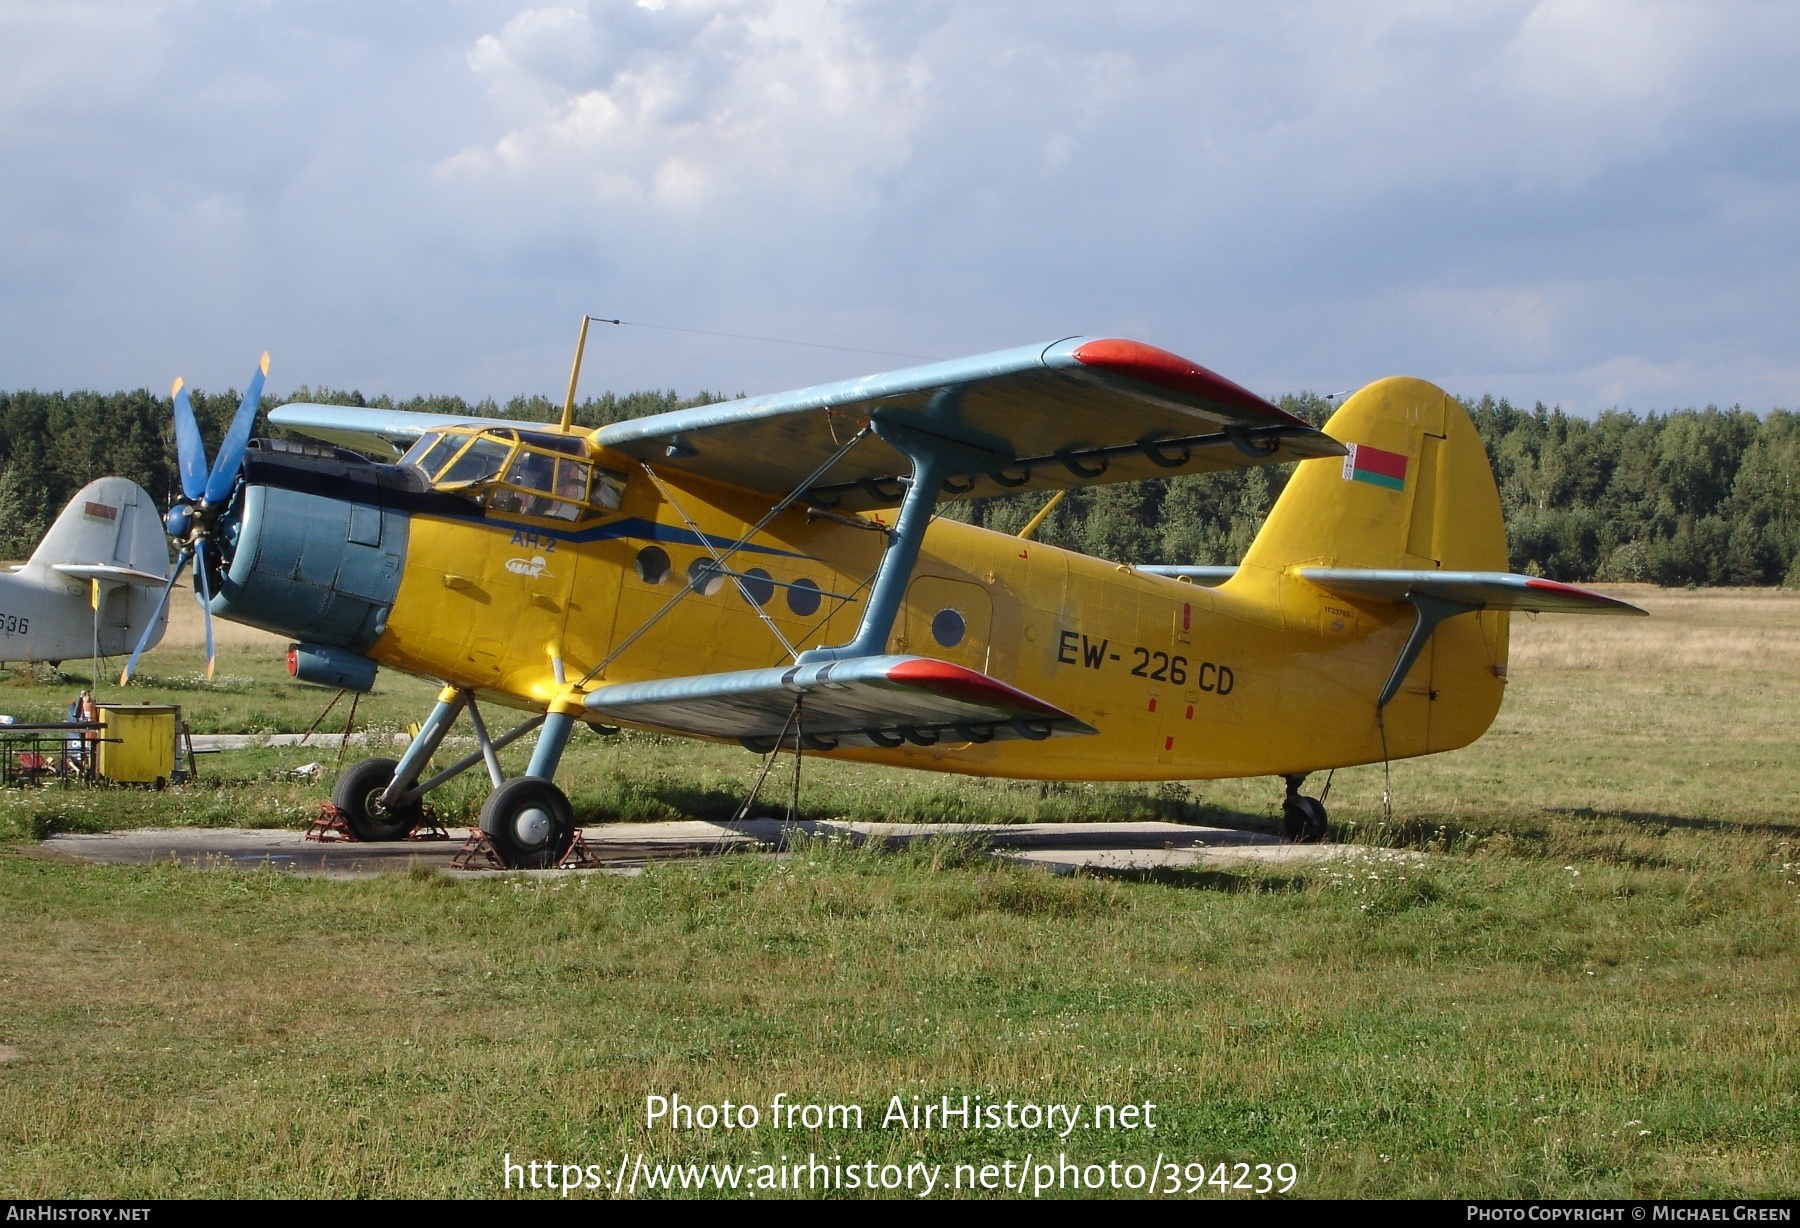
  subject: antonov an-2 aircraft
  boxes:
[121,331,1643,867]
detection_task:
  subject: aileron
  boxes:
[583,655,1097,751]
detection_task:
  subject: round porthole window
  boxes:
[741,567,775,606]
[687,558,725,596]
[635,545,670,584]
[931,607,966,648]
[786,577,822,617]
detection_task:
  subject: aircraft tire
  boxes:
[332,757,422,842]
[1282,796,1329,844]
[479,777,576,869]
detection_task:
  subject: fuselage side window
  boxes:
[592,467,627,511]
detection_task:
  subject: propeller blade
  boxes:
[203,351,269,506]
[118,548,190,685]
[171,377,209,502]
[193,541,217,681]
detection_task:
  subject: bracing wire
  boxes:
[733,697,802,823]
[575,425,870,688]
[1376,709,1393,822]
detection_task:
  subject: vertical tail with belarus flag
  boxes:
[1232,377,1512,757]
[1239,376,1509,576]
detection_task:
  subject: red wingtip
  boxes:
[1523,577,1609,602]
[1071,338,1303,426]
[885,658,1064,716]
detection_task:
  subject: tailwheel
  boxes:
[332,757,423,842]
[479,777,577,869]
[1281,774,1330,844]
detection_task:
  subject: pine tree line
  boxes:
[2,385,1796,585]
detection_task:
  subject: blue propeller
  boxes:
[119,354,270,685]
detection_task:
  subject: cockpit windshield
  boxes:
[400,426,625,522]
[401,433,454,477]
[437,436,513,487]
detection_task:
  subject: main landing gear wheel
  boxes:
[332,757,423,842]
[1281,774,1330,844]
[479,777,576,869]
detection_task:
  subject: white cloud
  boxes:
[445,1,932,208]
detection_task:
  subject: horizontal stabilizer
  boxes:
[1299,569,1647,615]
[583,655,1097,751]
[51,564,171,587]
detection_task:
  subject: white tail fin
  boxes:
[29,478,169,577]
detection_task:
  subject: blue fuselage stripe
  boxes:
[419,510,809,558]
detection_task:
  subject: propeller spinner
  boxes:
[120,353,270,685]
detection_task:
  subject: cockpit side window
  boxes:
[419,427,622,521]
[437,436,514,487]
[492,448,575,519]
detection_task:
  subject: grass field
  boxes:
[0,586,1795,1198]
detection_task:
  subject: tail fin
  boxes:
[1236,378,1509,759]
[27,477,172,659]
[1240,377,1507,573]
[29,477,169,575]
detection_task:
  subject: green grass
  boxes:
[0,586,1795,1198]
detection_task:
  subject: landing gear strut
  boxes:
[353,689,585,868]
[1281,773,1330,843]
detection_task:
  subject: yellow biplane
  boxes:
[122,328,1643,866]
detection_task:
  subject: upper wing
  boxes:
[265,405,522,457]
[1299,569,1648,615]
[596,337,1343,511]
[267,337,1342,509]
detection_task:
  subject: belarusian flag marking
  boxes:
[1342,443,1408,491]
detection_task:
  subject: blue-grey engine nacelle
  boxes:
[204,439,443,675]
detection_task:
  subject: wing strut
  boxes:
[1377,594,1477,709]
[798,415,1007,664]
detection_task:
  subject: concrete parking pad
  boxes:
[30,818,1365,878]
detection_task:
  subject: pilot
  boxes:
[550,460,588,519]
[509,451,556,516]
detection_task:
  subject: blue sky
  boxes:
[2,0,1796,413]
